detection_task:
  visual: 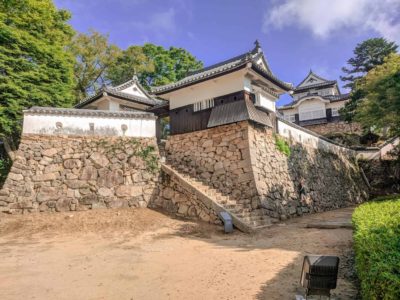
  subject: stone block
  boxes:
[55,198,71,212]
[44,164,62,174]
[97,169,124,188]
[65,180,89,189]
[64,159,82,169]
[90,153,109,168]
[42,148,58,157]
[79,166,98,180]
[98,187,113,197]
[115,185,143,197]
[162,187,174,200]
[36,186,59,203]
[32,172,59,182]
[8,173,24,181]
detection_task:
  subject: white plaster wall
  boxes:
[298,99,326,120]
[277,119,353,155]
[162,70,248,109]
[298,99,326,112]
[119,82,147,98]
[326,100,347,110]
[23,113,155,137]
[257,92,276,112]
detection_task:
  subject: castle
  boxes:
[0,41,374,231]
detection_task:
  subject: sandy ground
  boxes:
[0,207,358,300]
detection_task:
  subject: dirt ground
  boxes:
[0,207,358,300]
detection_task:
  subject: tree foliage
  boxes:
[340,38,398,122]
[69,30,121,101]
[341,38,398,89]
[107,43,203,89]
[105,45,154,87]
[354,53,400,137]
[0,0,75,148]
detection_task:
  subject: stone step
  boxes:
[162,163,274,232]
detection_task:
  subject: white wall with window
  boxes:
[298,99,326,121]
[283,114,296,122]
[331,107,340,117]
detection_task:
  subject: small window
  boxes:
[284,114,296,123]
[193,98,215,112]
[331,107,340,117]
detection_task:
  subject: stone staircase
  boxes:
[162,163,273,232]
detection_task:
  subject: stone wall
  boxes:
[359,159,400,196]
[166,121,368,221]
[249,125,368,219]
[0,134,160,214]
[150,165,222,225]
[165,121,259,209]
[304,121,362,136]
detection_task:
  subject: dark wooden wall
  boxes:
[169,90,255,135]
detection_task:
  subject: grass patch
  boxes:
[274,134,291,156]
[352,198,400,299]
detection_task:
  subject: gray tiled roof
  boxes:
[294,70,337,92]
[25,107,156,119]
[294,80,337,92]
[75,87,166,109]
[152,42,292,94]
[75,75,167,109]
[279,93,350,109]
[207,99,272,128]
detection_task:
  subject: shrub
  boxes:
[274,135,291,156]
[352,199,400,299]
[0,157,11,187]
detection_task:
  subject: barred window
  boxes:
[193,98,215,112]
[284,114,296,122]
[331,107,340,117]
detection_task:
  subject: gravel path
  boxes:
[0,207,358,300]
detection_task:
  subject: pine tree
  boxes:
[341,38,398,89]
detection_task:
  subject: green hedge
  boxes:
[352,198,400,299]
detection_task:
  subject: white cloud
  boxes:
[263,0,400,43]
[131,8,177,36]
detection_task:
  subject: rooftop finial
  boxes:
[254,39,261,52]
[132,72,139,82]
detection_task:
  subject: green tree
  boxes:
[107,43,203,90]
[340,38,398,122]
[341,38,398,89]
[0,0,75,152]
[354,53,400,136]
[105,45,154,86]
[69,30,121,101]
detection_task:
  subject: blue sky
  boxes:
[54,0,400,105]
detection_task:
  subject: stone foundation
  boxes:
[150,166,222,225]
[0,135,160,214]
[304,121,362,136]
[166,121,368,220]
[165,122,258,209]
[249,125,367,219]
